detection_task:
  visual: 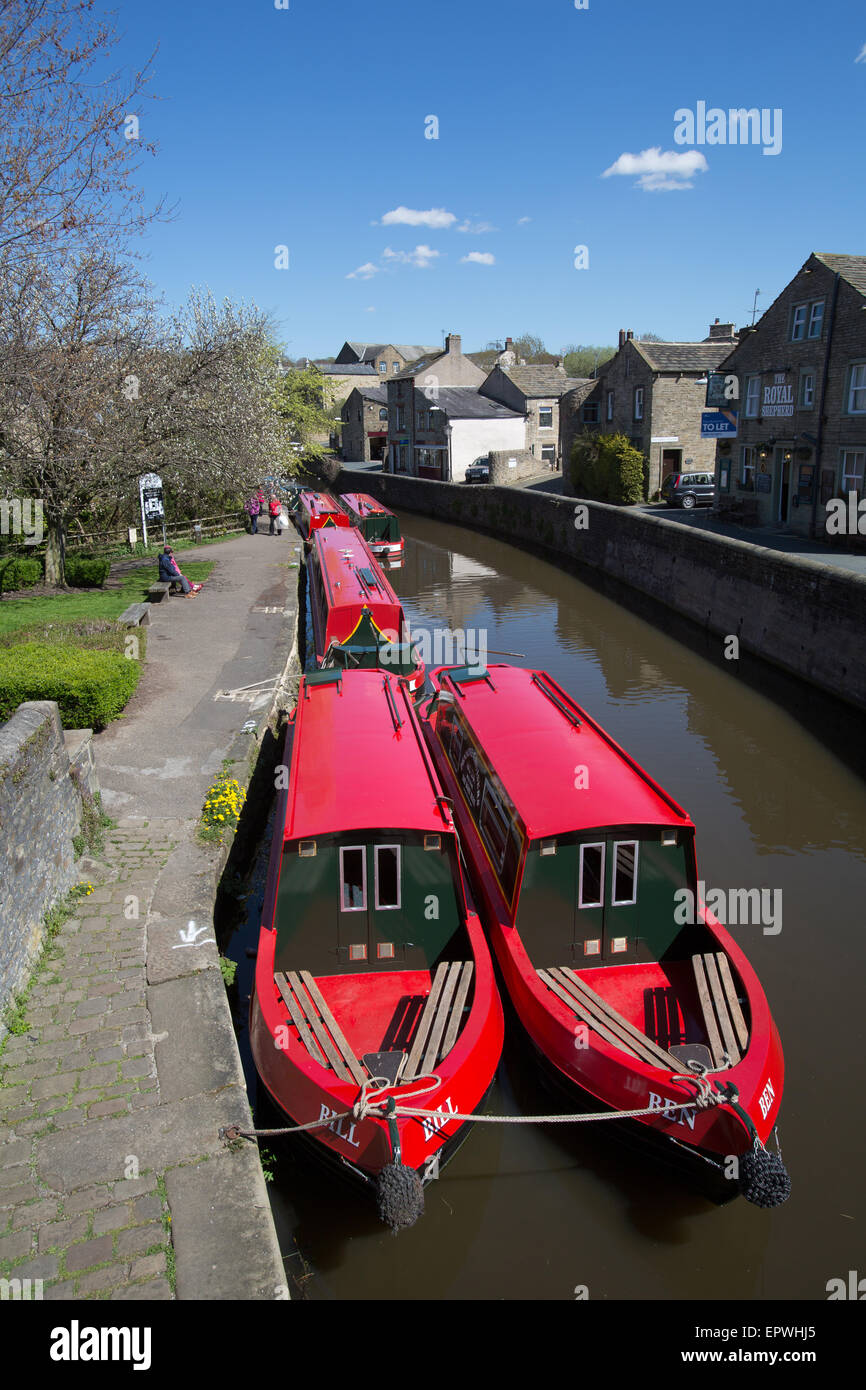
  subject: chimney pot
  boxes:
[626,330,633,340]
[618,330,626,348]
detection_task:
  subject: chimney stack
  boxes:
[626,330,634,341]
[445,333,461,354]
[708,321,736,340]
[618,329,626,348]
[505,336,513,349]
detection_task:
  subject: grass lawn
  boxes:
[0,560,216,636]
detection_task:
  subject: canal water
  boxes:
[221,511,866,1301]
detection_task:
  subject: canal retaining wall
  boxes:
[337,471,866,713]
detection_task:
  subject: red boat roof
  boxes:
[311,526,402,617]
[434,664,692,839]
[298,490,351,524]
[339,493,394,520]
[285,671,453,840]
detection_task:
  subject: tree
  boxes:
[0,0,166,262]
[561,344,616,378]
[570,432,644,505]
[637,332,664,342]
[273,364,341,463]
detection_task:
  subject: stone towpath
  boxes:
[0,528,300,1299]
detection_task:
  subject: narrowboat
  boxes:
[339,493,405,561]
[306,526,424,693]
[294,490,352,540]
[419,663,789,1206]
[249,668,504,1228]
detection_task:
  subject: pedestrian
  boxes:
[244,493,262,534]
[268,493,282,535]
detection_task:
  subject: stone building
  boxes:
[712,252,866,540]
[576,324,739,496]
[480,362,586,470]
[334,341,441,377]
[339,385,389,463]
[385,334,490,478]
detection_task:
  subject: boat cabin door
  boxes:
[337,842,406,971]
[574,837,640,964]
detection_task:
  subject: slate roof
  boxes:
[559,379,597,406]
[631,341,734,373]
[493,364,584,398]
[814,253,866,299]
[392,349,448,380]
[312,361,377,376]
[416,386,523,419]
[354,384,389,404]
[344,341,440,364]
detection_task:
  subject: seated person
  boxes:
[158,546,200,596]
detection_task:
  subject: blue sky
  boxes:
[114,0,865,357]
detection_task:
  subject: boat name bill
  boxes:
[421,1097,457,1143]
[319,1103,361,1148]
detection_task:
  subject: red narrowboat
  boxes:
[419,663,789,1206]
[250,669,504,1228]
[306,527,424,693]
[339,493,405,561]
[294,490,352,540]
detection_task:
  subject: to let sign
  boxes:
[701,410,738,438]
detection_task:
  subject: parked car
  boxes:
[661,471,716,509]
[465,457,490,484]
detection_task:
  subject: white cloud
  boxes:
[365,306,375,312]
[602,146,708,191]
[461,251,496,266]
[457,219,497,234]
[380,206,457,228]
[856,43,866,62]
[382,244,441,268]
[346,262,379,280]
[517,216,532,225]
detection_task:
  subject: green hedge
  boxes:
[65,555,110,588]
[0,643,140,729]
[0,555,42,592]
[569,432,645,505]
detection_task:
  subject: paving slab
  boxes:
[147,969,246,1104]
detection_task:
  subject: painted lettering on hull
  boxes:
[422,1097,457,1144]
[647,1091,697,1130]
[758,1078,775,1120]
[319,1102,360,1148]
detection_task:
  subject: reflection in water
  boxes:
[224,512,866,1301]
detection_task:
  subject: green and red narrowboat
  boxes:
[339,493,405,561]
[419,663,789,1205]
[306,527,424,693]
[294,490,352,540]
[250,669,504,1227]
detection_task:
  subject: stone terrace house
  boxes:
[335,341,441,377]
[385,334,489,478]
[340,384,389,463]
[713,252,866,540]
[480,362,585,470]
[578,323,739,496]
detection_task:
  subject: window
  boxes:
[606,391,614,422]
[374,845,401,910]
[396,406,405,430]
[538,405,553,429]
[847,364,866,414]
[744,376,761,418]
[541,446,556,466]
[379,360,387,373]
[392,361,400,373]
[612,841,639,905]
[808,301,824,339]
[582,401,599,424]
[790,304,807,341]
[791,300,824,342]
[634,387,644,421]
[340,846,366,911]
[578,843,604,909]
[379,407,388,421]
[799,372,815,409]
[739,445,756,491]
[841,449,865,495]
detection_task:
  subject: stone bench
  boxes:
[118,601,151,626]
[148,580,183,602]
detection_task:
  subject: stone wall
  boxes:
[488,448,542,484]
[337,469,866,712]
[0,702,87,1023]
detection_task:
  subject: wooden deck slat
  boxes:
[421,961,462,1075]
[716,953,750,1051]
[703,954,741,1066]
[275,972,327,1068]
[692,954,727,1069]
[556,967,692,1074]
[404,962,449,1080]
[439,962,474,1062]
[298,971,367,1086]
[288,972,353,1083]
[537,969,643,1061]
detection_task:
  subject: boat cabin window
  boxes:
[612,840,639,905]
[374,845,401,910]
[340,846,366,910]
[578,842,605,908]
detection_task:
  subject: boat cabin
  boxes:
[268,670,469,976]
[338,493,404,557]
[307,528,423,684]
[429,665,704,968]
[295,490,352,539]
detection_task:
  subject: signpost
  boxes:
[139,473,165,549]
[701,410,738,439]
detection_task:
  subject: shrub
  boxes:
[0,643,140,729]
[570,432,645,505]
[64,555,110,588]
[0,555,43,593]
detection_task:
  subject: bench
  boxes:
[692,952,749,1069]
[275,971,366,1085]
[537,966,693,1074]
[147,580,184,602]
[404,961,474,1080]
[118,602,151,627]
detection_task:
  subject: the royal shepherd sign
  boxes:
[701,410,738,438]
